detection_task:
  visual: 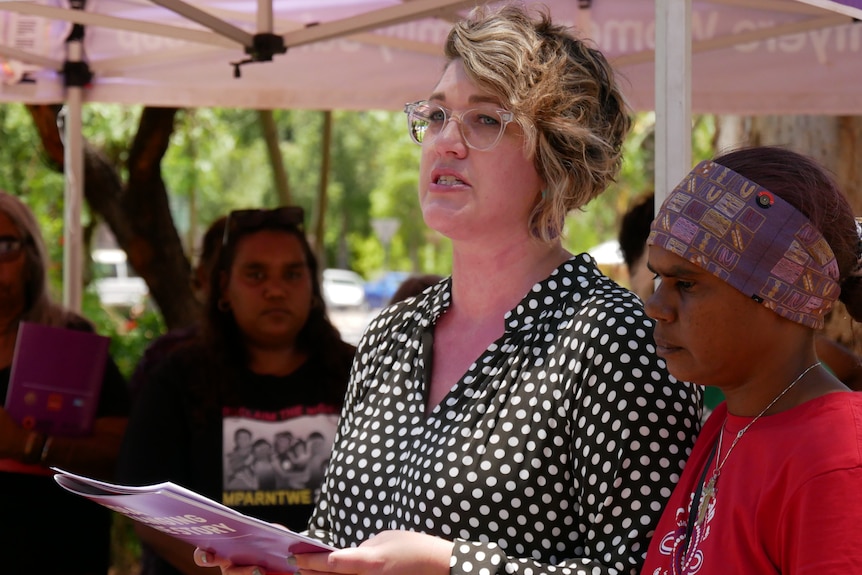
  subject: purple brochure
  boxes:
[52,468,336,573]
[5,322,109,436]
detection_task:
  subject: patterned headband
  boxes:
[647,160,839,329]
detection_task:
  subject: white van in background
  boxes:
[91,248,149,308]
[322,268,367,310]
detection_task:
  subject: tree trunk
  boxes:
[258,109,291,206]
[27,104,199,330]
[715,115,862,352]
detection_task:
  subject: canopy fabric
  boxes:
[1,0,860,309]
[0,0,861,114]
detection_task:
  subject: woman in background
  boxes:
[0,191,129,575]
[118,206,355,575]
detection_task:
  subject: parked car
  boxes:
[363,270,411,309]
[91,248,149,308]
[322,269,367,310]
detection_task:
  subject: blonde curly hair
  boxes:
[444,3,632,242]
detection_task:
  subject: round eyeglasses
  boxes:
[403,100,515,151]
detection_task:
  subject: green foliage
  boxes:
[1,100,719,575]
[164,108,276,253]
[82,105,141,169]
[0,101,716,367]
[563,112,716,256]
[110,515,142,575]
[81,291,166,380]
[0,104,66,287]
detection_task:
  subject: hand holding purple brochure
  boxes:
[52,468,336,573]
[5,322,109,437]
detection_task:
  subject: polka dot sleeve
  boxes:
[308,256,702,575]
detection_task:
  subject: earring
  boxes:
[217,298,231,312]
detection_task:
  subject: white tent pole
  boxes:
[654,0,691,210]
[62,38,85,312]
[258,0,272,33]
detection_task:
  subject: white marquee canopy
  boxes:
[1,0,861,308]
[1,0,861,113]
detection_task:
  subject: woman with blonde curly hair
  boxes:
[199,4,700,575]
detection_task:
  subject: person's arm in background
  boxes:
[0,349,130,480]
[116,351,214,575]
[46,353,129,479]
[815,335,862,391]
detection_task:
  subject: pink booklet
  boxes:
[52,468,336,573]
[4,322,109,436]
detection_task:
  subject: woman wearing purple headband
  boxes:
[641,146,862,575]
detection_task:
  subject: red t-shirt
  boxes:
[642,392,862,575]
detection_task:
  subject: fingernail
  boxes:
[252,569,264,575]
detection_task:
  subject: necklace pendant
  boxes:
[697,476,716,524]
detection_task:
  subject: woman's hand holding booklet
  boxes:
[51,467,335,573]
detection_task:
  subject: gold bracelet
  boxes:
[40,436,53,465]
[23,431,46,464]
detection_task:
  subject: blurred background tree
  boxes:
[0,103,718,377]
[8,100,862,575]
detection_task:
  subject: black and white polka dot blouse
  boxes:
[309,255,702,575]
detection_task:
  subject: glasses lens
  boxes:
[404,101,510,151]
[461,109,507,151]
[406,101,442,144]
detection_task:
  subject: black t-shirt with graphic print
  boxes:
[117,342,351,575]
